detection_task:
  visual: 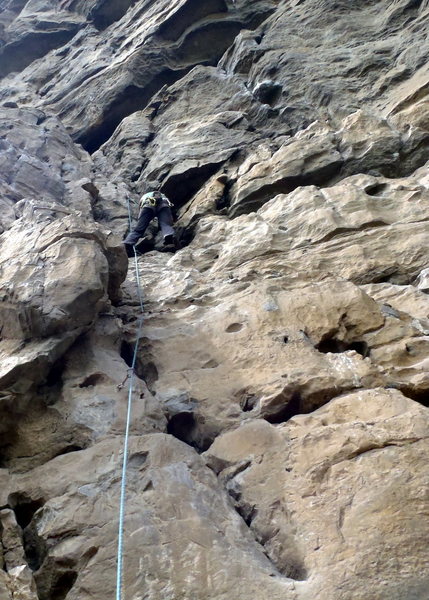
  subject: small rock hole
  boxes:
[79,373,105,388]
[141,361,159,390]
[236,503,257,527]
[240,395,258,412]
[396,386,429,407]
[316,338,345,353]
[365,183,388,196]
[316,338,368,357]
[226,323,243,333]
[285,564,308,581]
[254,80,283,107]
[8,493,47,573]
[167,412,196,444]
[120,342,159,388]
[40,569,78,600]
[52,445,85,458]
[44,357,67,388]
[348,341,369,357]
[120,341,134,368]
[8,493,45,530]
[23,528,47,572]
[202,359,219,369]
[129,451,149,468]
[263,391,303,424]
[167,413,215,452]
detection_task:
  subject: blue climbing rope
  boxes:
[116,196,145,600]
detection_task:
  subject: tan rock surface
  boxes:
[3,435,297,600]
[6,566,38,600]
[204,389,429,599]
[0,509,26,570]
[130,165,428,439]
[0,573,10,600]
[1,0,429,599]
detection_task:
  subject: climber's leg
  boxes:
[124,207,154,246]
[157,206,175,244]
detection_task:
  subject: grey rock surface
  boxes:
[0,0,429,599]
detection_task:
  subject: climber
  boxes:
[124,189,176,257]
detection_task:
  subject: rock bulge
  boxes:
[0,0,429,599]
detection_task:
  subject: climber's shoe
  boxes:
[163,234,175,246]
[123,242,135,258]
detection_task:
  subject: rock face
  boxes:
[204,389,429,600]
[0,1,429,599]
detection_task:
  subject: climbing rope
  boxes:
[116,196,145,600]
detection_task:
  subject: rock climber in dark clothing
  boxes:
[124,190,176,256]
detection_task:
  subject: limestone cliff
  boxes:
[0,1,429,599]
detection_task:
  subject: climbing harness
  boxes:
[139,192,174,212]
[116,196,145,600]
[140,195,158,209]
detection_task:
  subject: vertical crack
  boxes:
[206,461,308,581]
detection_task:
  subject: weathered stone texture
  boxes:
[204,389,429,600]
[0,0,429,599]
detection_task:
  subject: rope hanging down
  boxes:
[116,196,145,600]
